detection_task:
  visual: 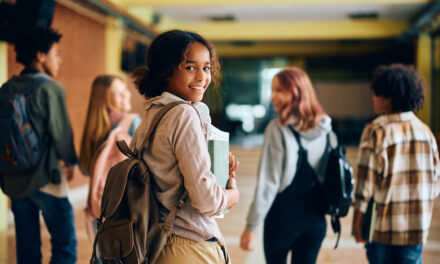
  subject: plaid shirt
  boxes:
[353,112,440,245]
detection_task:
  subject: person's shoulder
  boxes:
[266,118,283,132]
[264,118,285,139]
[34,74,64,96]
[168,102,198,117]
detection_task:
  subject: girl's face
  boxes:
[107,78,132,112]
[271,77,293,113]
[166,42,211,102]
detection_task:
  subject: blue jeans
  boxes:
[11,191,77,264]
[365,241,423,264]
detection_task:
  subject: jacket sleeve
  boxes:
[45,84,78,167]
[353,124,384,213]
[431,133,440,198]
[246,121,284,232]
[170,105,228,216]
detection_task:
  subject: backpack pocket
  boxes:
[98,219,135,260]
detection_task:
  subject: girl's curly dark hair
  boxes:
[132,30,221,99]
[371,64,426,112]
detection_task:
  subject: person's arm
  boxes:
[351,124,382,243]
[240,122,285,251]
[171,105,230,216]
[45,84,78,168]
[431,133,440,198]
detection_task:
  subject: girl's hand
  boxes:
[240,229,255,251]
[227,152,239,190]
[225,152,240,209]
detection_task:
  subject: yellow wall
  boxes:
[416,33,431,126]
[105,17,124,75]
[0,42,8,233]
[0,42,8,261]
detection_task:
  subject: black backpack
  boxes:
[0,78,47,174]
[289,127,354,249]
[321,132,354,248]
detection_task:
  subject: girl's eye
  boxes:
[203,66,210,71]
[185,66,195,70]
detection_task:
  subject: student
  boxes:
[2,27,78,263]
[240,67,337,264]
[130,30,239,263]
[352,64,440,264]
[79,75,141,237]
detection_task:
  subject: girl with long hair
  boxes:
[240,67,337,264]
[80,75,141,237]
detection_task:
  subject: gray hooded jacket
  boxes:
[245,116,337,232]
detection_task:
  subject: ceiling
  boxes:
[111,0,433,57]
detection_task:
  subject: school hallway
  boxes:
[0,145,439,264]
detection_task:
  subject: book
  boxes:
[361,198,377,243]
[208,124,229,218]
[208,124,229,189]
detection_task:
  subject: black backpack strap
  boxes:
[326,132,332,150]
[331,215,341,249]
[288,125,305,151]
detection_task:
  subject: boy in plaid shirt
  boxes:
[352,64,440,264]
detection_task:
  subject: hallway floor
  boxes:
[1,146,440,263]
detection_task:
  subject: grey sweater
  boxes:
[246,116,337,232]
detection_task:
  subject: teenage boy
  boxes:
[352,64,440,264]
[2,27,77,263]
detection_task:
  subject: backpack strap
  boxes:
[138,101,189,158]
[288,125,305,152]
[116,101,190,225]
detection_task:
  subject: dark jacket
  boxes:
[0,70,77,198]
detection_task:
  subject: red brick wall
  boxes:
[7,3,107,189]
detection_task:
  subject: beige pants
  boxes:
[155,235,230,264]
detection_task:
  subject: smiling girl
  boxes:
[130,30,239,264]
[240,67,337,264]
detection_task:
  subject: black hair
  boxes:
[371,63,425,112]
[14,27,62,66]
[132,29,220,99]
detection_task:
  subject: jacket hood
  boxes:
[6,72,52,93]
[294,115,332,140]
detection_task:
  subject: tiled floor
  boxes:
[1,146,440,263]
